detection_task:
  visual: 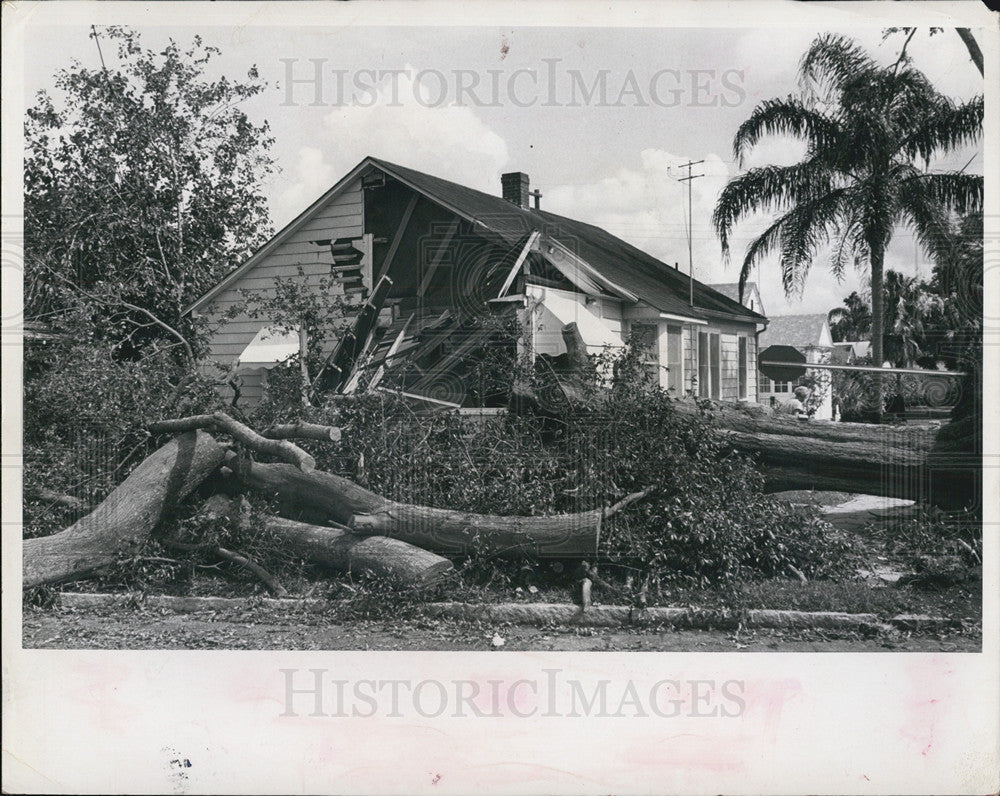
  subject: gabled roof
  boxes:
[759,314,832,350]
[832,340,871,360]
[370,157,766,324]
[189,155,767,325]
[707,282,758,304]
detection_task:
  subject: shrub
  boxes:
[263,350,857,588]
[22,335,222,539]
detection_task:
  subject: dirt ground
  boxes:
[21,604,981,652]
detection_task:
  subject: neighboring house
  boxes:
[758,314,835,420]
[831,340,871,364]
[707,282,765,318]
[187,156,767,407]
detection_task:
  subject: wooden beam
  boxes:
[374,386,462,409]
[311,275,393,395]
[416,219,460,297]
[366,313,414,392]
[377,193,418,283]
[340,276,395,394]
[497,231,540,298]
[542,237,638,301]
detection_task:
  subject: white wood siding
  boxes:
[199,179,365,401]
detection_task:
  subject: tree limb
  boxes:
[214,545,288,596]
[956,28,984,77]
[148,412,316,471]
[262,422,342,443]
[24,488,86,511]
[603,488,653,519]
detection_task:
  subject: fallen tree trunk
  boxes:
[349,504,604,557]
[236,459,611,557]
[510,322,977,509]
[23,431,226,588]
[512,367,976,508]
[669,402,978,509]
[200,493,452,587]
[263,516,454,587]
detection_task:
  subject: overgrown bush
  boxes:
[22,334,222,539]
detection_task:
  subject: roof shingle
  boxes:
[758,314,831,349]
[372,158,766,324]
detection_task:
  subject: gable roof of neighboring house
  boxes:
[707,282,757,304]
[758,314,832,350]
[188,156,767,325]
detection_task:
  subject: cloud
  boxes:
[536,146,934,318]
[270,68,509,227]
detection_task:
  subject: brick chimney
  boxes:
[501,172,530,209]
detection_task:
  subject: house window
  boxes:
[761,376,789,394]
[630,322,659,383]
[666,325,682,394]
[698,331,721,399]
[738,336,748,399]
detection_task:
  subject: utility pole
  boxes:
[91,25,108,73]
[677,160,704,306]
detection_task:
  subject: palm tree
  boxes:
[828,291,872,343]
[882,270,935,367]
[713,33,983,371]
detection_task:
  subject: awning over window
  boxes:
[237,325,299,369]
[529,286,624,352]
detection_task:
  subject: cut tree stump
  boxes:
[23,431,226,588]
[236,459,606,557]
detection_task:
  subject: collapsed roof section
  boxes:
[364,157,767,324]
[190,155,768,410]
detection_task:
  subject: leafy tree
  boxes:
[24,26,276,360]
[828,291,872,343]
[713,33,983,371]
[923,211,983,364]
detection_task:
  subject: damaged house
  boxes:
[187,156,768,408]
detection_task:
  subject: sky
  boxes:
[22,20,986,316]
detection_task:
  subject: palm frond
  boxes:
[777,192,844,294]
[829,215,864,282]
[897,182,965,271]
[909,172,984,217]
[736,188,850,298]
[902,95,983,164]
[713,160,837,260]
[732,98,842,165]
[798,34,878,99]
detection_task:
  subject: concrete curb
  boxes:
[425,602,882,631]
[888,614,963,632]
[54,593,326,613]
[46,592,953,633]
